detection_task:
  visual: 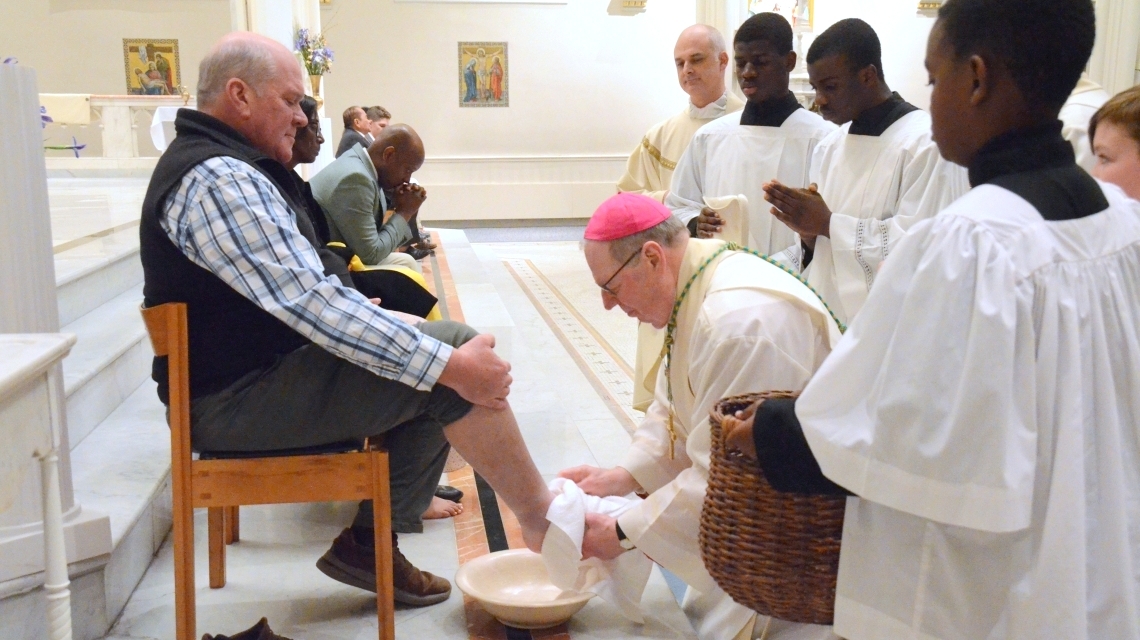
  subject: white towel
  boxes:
[541,478,653,623]
[704,194,749,247]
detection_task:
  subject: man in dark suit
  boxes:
[335,105,373,157]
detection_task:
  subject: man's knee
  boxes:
[380,251,422,274]
[420,320,479,348]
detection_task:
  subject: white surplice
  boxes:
[666,109,836,254]
[617,92,746,203]
[779,110,969,325]
[797,182,1140,639]
[617,244,842,640]
[1059,74,1110,172]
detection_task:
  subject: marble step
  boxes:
[55,225,142,327]
[0,381,170,640]
[61,283,151,450]
[70,380,172,638]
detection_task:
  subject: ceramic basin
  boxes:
[455,549,594,629]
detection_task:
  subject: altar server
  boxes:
[726,1,1140,637]
[764,18,968,324]
[617,24,744,203]
[667,12,835,252]
[563,193,842,640]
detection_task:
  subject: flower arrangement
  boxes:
[295,29,334,76]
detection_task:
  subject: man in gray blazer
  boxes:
[311,124,425,272]
[335,105,373,158]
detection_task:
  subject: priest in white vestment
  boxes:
[725,2,1140,637]
[621,24,745,411]
[618,24,745,204]
[764,18,968,325]
[667,12,835,253]
[1059,73,1110,171]
[563,193,842,640]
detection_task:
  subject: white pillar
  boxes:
[230,0,250,31]
[0,65,110,585]
[245,0,296,50]
[1088,0,1140,95]
[100,105,139,158]
[697,0,750,97]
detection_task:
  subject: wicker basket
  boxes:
[699,391,846,626]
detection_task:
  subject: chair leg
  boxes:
[224,506,239,544]
[207,507,227,588]
[372,451,395,640]
[172,479,195,639]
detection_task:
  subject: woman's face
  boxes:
[1091,121,1140,201]
[292,114,324,166]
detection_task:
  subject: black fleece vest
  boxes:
[141,109,314,403]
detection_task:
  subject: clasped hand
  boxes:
[694,207,724,239]
[762,180,832,247]
[392,182,427,220]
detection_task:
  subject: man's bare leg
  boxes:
[443,404,552,551]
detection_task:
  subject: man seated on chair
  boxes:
[310,124,429,274]
[562,192,842,640]
[140,31,554,608]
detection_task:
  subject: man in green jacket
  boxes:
[311,123,425,273]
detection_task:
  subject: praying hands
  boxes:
[762,180,832,248]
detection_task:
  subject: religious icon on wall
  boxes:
[123,39,181,96]
[458,42,508,107]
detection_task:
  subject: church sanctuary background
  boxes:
[3,0,1137,223]
[1,1,1140,639]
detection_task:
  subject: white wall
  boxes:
[811,0,936,111]
[0,0,231,95]
[319,0,697,220]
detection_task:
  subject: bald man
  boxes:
[140,32,552,611]
[311,124,425,273]
[617,24,744,204]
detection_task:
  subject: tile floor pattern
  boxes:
[104,229,699,639]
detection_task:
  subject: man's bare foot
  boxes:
[422,496,463,520]
[520,518,550,553]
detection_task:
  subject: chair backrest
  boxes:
[141,303,175,357]
[139,302,193,475]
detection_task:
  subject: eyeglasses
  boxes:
[599,245,643,296]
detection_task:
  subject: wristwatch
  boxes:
[615,522,636,551]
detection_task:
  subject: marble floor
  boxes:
[103,229,700,639]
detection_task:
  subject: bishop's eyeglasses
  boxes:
[598,244,644,296]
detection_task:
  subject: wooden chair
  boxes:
[141,302,395,640]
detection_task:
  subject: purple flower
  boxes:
[294,29,310,51]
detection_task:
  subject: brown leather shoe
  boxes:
[201,617,293,640]
[316,528,451,606]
